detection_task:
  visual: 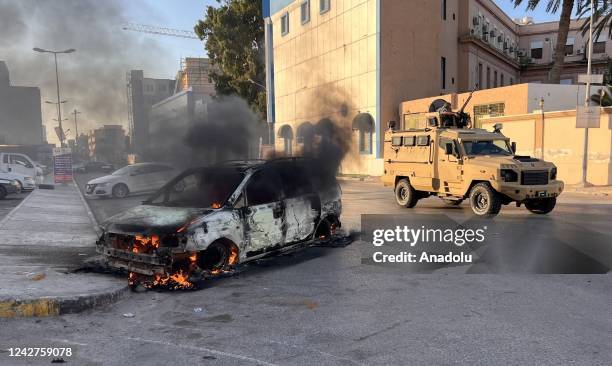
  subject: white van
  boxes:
[0,153,42,183]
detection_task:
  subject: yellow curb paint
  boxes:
[0,299,60,318]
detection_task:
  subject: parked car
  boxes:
[96,159,342,288]
[0,178,21,199]
[0,170,36,191]
[75,161,115,173]
[85,163,177,199]
[0,152,42,182]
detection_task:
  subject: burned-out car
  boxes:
[96,159,342,288]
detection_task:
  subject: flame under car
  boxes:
[96,159,342,288]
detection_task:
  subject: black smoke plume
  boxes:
[0,0,174,142]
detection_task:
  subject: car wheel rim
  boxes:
[474,192,488,212]
[399,187,408,201]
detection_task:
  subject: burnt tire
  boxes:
[469,183,502,217]
[0,186,6,200]
[395,179,418,208]
[442,198,463,206]
[525,197,556,215]
[200,242,230,271]
[112,183,129,199]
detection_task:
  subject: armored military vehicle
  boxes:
[381,95,564,216]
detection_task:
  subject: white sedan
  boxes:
[85,163,177,199]
[0,171,36,191]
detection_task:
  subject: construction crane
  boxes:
[122,23,200,40]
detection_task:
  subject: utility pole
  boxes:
[72,109,81,142]
[581,0,595,186]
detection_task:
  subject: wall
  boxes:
[271,0,380,175]
[482,109,612,185]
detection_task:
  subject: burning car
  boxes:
[96,159,342,289]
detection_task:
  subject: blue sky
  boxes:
[124,0,560,78]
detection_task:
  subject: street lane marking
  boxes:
[122,336,279,366]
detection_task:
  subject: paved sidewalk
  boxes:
[0,183,127,317]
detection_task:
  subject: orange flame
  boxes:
[211,202,221,209]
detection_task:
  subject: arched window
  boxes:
[296,122,314,153]
[352,113,374,155]
[277,125,293,156]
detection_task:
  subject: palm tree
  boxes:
[578,1,612,40]
[514,0,577,84]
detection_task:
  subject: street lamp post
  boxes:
[581,0,595,186]
[247,78,274,146]
[33,47,76,147]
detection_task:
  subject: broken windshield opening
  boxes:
[147,169,244,209]
[462,140,512,156]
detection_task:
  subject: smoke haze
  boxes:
[0,0,177,143]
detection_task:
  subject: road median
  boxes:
[0,183,127,318]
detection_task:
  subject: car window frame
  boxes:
[245,167,283,207]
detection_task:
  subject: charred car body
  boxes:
[96,159,342,288]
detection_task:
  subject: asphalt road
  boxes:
[0,191,30,222]
[1,177,611,365]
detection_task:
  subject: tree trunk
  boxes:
[548,0,575,83]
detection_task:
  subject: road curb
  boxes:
[73,179,102,236]
[0,190,37,228]
[0,284,129,318]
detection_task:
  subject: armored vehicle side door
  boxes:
[408,134,434,190]
[436,137,463,194]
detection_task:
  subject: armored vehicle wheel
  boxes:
[395,179,418,208]
[442,198,463,206]
[525,197,556,215]
[0,186,6,200]
[469,183,502,216]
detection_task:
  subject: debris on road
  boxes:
[122,312,135,318]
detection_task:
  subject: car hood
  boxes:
[88,175,117,185]
[468,156,553,169]
[102,205,211,235]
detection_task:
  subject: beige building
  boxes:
[264,0,611,175]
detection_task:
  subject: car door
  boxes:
[278,164,319,243]
[127,165,150,193]
[149,165,174,191]
[243,168,285,253]
[8,154,35,177]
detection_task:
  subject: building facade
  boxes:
[126,70,175,155]
[88,125,126,164]
[0,61,43,146]
[264,0,612,175]
[174,58,216,96]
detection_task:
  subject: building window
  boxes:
[281,12,289,36]
[478,63,483,89]
[493,71,498,87]
[320,0,330,14]
[565,37,575,56]
[510,77,514,85]
[301,0,310,24]
[500,74,504,87]
[278,125,294,156]
[531,41,543,59]
[473,103,505,128]
[486,67,491,88]
[442,0,447,20]
[353,113,374,155]
[593,34,607,53]
[441,57,446,90]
